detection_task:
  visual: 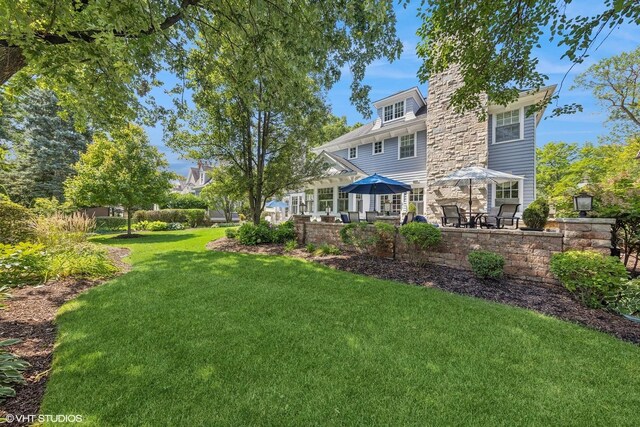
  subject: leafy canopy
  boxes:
[416,0,640,115]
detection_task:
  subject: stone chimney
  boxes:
[425,66,488,220]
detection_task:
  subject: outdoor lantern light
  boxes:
[573,192,593,217]
[300,202,306,215]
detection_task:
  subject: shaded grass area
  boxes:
[41,229,640,425]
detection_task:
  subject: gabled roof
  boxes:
[372,87,426,109]
[319,150,366,176]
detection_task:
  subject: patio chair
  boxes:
[402,211,415,225]
[440,205,472,228]
[348,211,360,223]
[365,211,377,223]
[481,203,520,229]
[339,212,350,224]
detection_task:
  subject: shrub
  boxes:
[550,250,629,308]
[468,250,505,279]
[95,216,128,231]
[399,222,442,250]
[284,240,297,253]
[161,193,208,209]
[0,242,49,286]
[0,199,34,244]
[136,220,169,231]
[523,199,550,230]
[167,222,185,230]
[237,221,273,245]
[211,223,237,228]
[32,212,95,247]
[305,243,316,253]
[0,338,30,403]
[408,202,417,213]
[225,228,237,239]
[272,221,295,244]
[47,244,118,279]
[605,279,640,317]
[31,197,74,216]
[315,243,341,256]
[133,209,207,227]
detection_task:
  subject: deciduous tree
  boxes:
[416,0,640,115]
[199,166,243,223]
[65,123,174,235]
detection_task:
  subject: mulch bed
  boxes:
[208,238,640,345]
[0,247,130,424]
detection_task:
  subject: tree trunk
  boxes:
[127,207,132,236]
[0,46,26,85]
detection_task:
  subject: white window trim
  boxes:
[491,107,525,145]
[382,99,406,124]
[491,180,524,212]
[398,132,418,160]
[348,146,358,159]
[372,140,384,155]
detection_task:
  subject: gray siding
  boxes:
[487,107,536,210]
[332,130,427,183]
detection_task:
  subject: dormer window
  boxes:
[383,101,405,123]
[348,146,357,159]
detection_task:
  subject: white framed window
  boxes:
[355,194,363,213]
[398,133,416,159]
[409,188,425,215]
[383,101,405,123]
[373,140,384,155]
[494,180,521,208]
[338,191,349,212]
[291,196,299,215]
[318,187,334,213]
[380,194,402,214]
[493,108,523,143]
[304,189,314,213]
[348,146,357,159]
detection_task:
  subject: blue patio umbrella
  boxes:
[340,173,411,194]
[265,200,288,209]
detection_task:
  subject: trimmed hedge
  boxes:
[0,199,34,244]
[133,209,207,227]
[95,216,128,231]
[468,250,505,279]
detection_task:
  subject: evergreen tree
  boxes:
[0,89,90,204]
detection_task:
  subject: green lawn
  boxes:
[41,229,640,425]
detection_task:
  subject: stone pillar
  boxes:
[292,215,311,245]
[556,218,615,256]
[425,66,489,221]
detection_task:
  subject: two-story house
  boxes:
[287,68,555,222]
[172,161,213,195]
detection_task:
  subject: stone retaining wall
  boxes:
[293,215,615,285]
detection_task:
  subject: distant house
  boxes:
[172,161,213,195]
[285,68,555,221]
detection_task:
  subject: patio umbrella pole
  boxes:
[468,178,472,217]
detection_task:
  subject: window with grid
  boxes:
[338,191,349,212]
[399,134,415,159]
[381,194,402,214]
[495,181,519,204]
[495,109,521,143]
[291,196,299,215]
[348,146,357,159]
[305,189,314,213]
[373,140,383,154]
[409,188,424,214]
[317,187,334,212]
[383,101,404,122]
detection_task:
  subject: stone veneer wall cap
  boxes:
[555,218,616,225]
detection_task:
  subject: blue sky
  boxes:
[146,2,639,175]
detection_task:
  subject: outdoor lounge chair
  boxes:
[340,212,350,223]
[402,211,415,225]
[480,203,520,229]
[440,205,472,228]
[348,211,360,223]
[365,211,377,223]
